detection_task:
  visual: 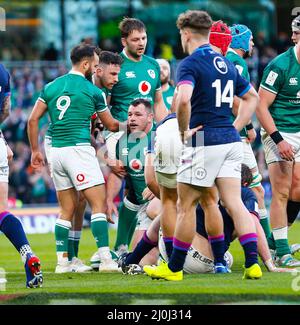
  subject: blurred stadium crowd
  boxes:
[0,30,293,207]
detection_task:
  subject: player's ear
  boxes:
[121,37,127,48]
[82,59,90,71]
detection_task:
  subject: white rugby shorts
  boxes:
[51,145,105,191]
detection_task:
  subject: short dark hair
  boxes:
[130,98,152,113]
[70,44,100,65]
[241,164,253,187]
[176,10,212,37]
[119,17,146,38]
[99,51,123,66]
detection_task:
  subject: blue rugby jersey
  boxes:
[0,64,11,114]
[176,44,251,146]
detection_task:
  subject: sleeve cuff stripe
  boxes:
[38,97,46,103]
[260,85,278,94]
[177,80,194,87]
[237,84,251,97]
[97,107,108,113]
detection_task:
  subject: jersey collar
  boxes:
[122,48,143,62]
[227,48,238,55]
[293,46,300,64]
[69,70,85,78]
[193,44,211,53]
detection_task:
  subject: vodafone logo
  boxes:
[76,174,85,182]
[138,81,151,95]
[129,159,143,172]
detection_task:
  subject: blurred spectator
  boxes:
[275,31,290,54]
[256,31,267,57]
[42,42,59,61]
[258,45,277,83]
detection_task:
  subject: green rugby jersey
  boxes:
[116,130,152,205]
[162,84,175,110]
[260,46,300,133]
[40,71,108,147]
[110,50,161,122]
[226,49,250,138]
[226,49,250,81]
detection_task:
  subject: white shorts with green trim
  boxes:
[135,201,152,231]
[154,118,182,175]
[51,145,105,191]
[261,129,300,164]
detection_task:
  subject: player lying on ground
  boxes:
[118,164,297,275]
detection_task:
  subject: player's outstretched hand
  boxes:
[106,200,117,224]
[246,128,257,143]
[109,158,127,177]
[31,151,45,171]
[277,140,295,161]
[142,187,155,201]
[181,125,203,143]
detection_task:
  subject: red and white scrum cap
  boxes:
[209,20,232,56]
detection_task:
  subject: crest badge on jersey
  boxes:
[166,96,173,105]
[138,81,151,95]
[213,57,228,74]
[129,159,143,172]
[147,69,156,79]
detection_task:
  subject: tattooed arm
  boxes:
[0,95,11,123]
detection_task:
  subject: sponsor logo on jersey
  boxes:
[138,81,151,95]
[76,174,85,182]
[289,77,298,85]
[147,69,156,79]
[125,71,136,78]
[122,147,129,155]
[265,71,278,86]
[213,57,228,74]
[129,159,143,172]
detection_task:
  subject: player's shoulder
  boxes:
[143,55,160,69]
[226,49,246,66]
[90,83,106,98]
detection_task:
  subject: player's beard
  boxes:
[85,68,93,82]
[161,75,169,86]
[243,51,250,59]
[128,47,144,60]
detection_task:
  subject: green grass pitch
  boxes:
[1,223,300,305]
